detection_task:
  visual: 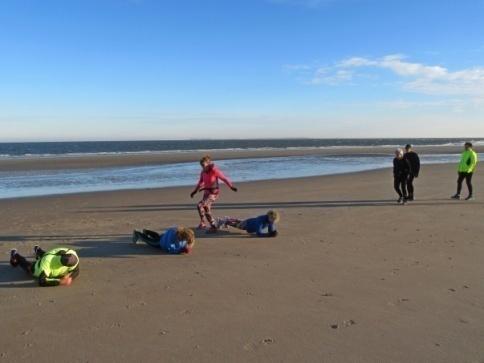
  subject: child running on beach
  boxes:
[132,226,195,254]
[190,155,238,231]
[216,210,280,237]
[10,246,79,287]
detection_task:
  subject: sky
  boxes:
[0,0,483,141]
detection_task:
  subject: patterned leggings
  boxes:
[217,216,247,230]
[197,192,219,226]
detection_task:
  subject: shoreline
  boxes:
[0,159,469,201]
[1,145,482,172]
[0,165,396,202]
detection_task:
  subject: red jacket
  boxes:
[195,164,233,192]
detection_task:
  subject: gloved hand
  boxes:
[190,191,197,198]
[231,186,238,192]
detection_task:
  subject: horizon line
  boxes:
[1,137,483,143]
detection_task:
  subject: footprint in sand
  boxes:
[331,320,356,329]
[261,338,274,345]
[243,338,275,351]
[342,320,356,327]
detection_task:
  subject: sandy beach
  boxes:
[1,159,483,362]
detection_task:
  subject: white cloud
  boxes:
[309,68,353,85]
[338,54,484,96]
[338,57,376,68]
[288,54,484,98]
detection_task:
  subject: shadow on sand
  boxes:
[76,198,480,214]
[0,234,165,288]
[0,227,249,288]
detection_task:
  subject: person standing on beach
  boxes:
[393,148,411,204]
[10,246,79,287]
[403,144,420,201]
[451,142,478,201]
[190,155,238,231]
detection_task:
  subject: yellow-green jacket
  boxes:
[458,149,478,173]
[33,247,79,286]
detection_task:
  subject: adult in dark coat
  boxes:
[393,148,411,204]
[404,144,420,201]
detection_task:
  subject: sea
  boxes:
[0,138,482,199]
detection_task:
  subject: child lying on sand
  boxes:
[216,210,280,237]
[10,246,79,287]
[132,226,195,254]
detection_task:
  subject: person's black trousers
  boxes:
[394,176,408,198]
[407,174,415,197]
[457,172,473,196]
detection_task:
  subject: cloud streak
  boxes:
[287,54,484,97]
[340,54,484,96]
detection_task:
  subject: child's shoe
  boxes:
[132,230,140,244]
[451,194,460,200]
[10,249,19,267]
[197,222,207,230]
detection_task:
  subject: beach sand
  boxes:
[0,162,483,362]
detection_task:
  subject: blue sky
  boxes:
[1,0,483,141]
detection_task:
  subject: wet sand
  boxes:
[0,163,483,362]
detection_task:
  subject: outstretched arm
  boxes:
[216,169,237,191]
[191,173,203,197]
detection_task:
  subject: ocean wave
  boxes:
[0,140,482,159]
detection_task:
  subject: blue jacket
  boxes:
[244,215,276,237]
[159,228,188,254]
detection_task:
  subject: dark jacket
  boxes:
[244,215,277,237]
[404,151,420,177]
[393,157,411,178]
